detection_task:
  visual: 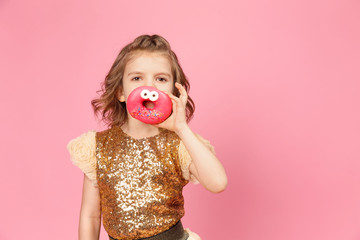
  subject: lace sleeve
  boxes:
[178,133,216,184]
[66,130,98,188]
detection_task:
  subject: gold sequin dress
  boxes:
[67,125,214,240]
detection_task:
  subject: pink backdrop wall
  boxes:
[1,0,359,239]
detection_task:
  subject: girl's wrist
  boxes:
[174,123,191,138]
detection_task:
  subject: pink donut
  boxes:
[126,86,172,124]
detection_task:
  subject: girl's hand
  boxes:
[155,82,188,133]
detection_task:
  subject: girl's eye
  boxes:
[157,77,167,82]
[132,77,141,81]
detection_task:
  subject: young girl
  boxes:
[67,34,228,240]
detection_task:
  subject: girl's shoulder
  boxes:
[66,130,98,188]
[67,130,97,152]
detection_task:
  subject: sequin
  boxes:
[95,125,189,240]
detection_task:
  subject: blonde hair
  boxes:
[91,34,195,128]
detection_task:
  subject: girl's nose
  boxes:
[144,79,156,88]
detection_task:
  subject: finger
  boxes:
[175,82,187,96]
[175,83,188,104]
[164,91,179,101]
[171,98,177,114]
[175,82,187,94]
[166,92,182,104]
[169,95,181,103]
[165,90,185,109]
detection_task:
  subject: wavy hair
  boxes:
[91,34,195,128]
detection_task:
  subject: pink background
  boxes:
[1,0,359,239]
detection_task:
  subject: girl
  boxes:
[67,34,228,240]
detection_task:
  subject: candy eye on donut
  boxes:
[140,89,150,99]
[149,91,159,101]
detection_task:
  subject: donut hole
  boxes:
[143,101,155,109]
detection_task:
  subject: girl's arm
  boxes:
[176,125,227,193]
[158,83,228,193]
[79,174,101,240]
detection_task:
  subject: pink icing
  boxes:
[126,86,172,124]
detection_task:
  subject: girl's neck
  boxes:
[121,118,160,139]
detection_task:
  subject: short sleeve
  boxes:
[178,133,216,184]
[66,130,98,188]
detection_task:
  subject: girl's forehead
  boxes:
[125,51,172,72]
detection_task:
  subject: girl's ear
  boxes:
[119,94,126,102]
[117,89,126,102]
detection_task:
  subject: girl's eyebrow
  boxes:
[127,71,143,76]
[156,72,172,78]
[127,72,172,78]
